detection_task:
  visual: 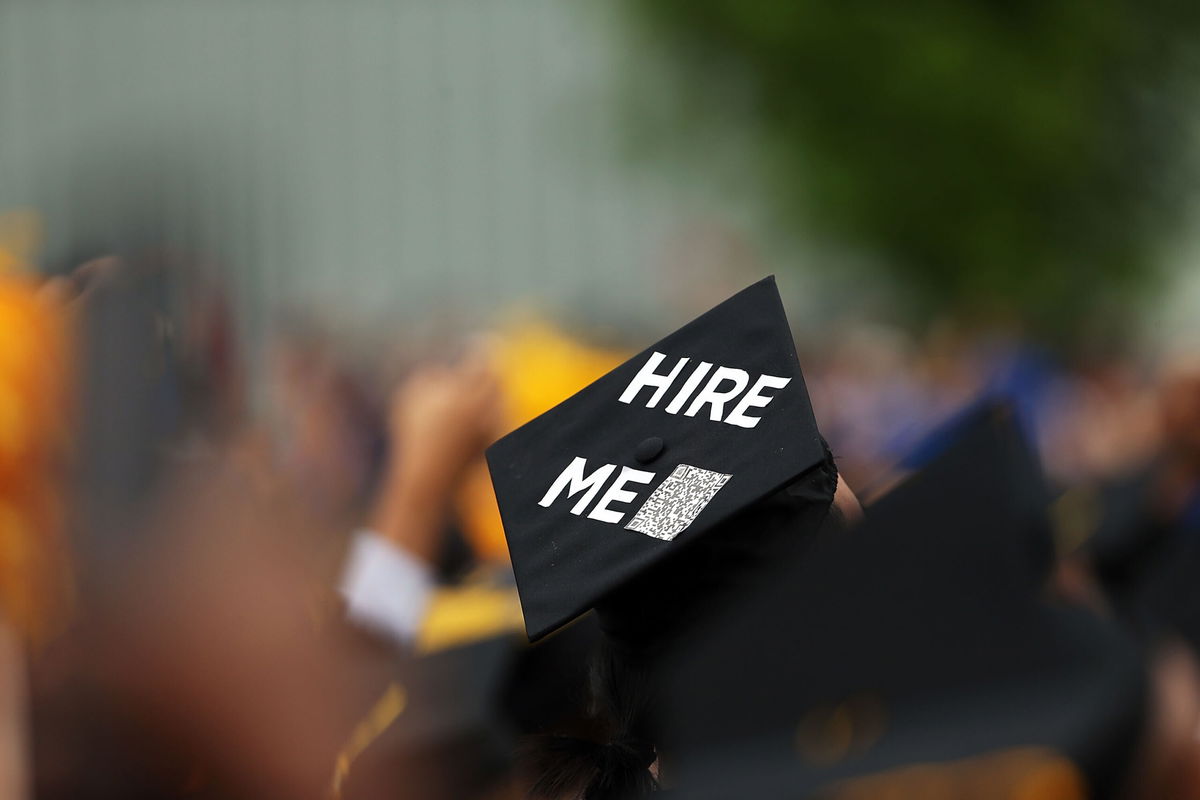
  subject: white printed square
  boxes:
[625,464,732,542]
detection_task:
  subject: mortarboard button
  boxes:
[634,436,665,464]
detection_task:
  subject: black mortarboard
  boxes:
[487,276,828,641]
[892,401,1057,585]
[653,404,1147,799]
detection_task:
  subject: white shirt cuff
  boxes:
[339,530,434,646]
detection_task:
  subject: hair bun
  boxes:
[613,738,656,771]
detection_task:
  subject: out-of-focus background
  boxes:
[4,1,1200,490]
[5,2,1200,797]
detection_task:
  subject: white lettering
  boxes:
[538,457,616,516]
[618,352,689,409]
[588,466,655,524]
[619,352,791,428]
[725,374,791,428]
[684,367,750,421]
[664,361,713,415]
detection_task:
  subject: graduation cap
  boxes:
[892,401,1057,585]
[652,403,1148,799]
[487,277,830,642]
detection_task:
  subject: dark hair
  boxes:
[522,645,658,800]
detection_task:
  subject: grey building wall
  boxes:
[0,0,686,346]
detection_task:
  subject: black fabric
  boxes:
[595,452,838,656]
[1085,462,1200,653]
[901,401,1056,586]
[1087,463,1170,592]
[653,406,1148,799]
[487,276,827,641]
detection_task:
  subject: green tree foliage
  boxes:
[616,1,1200,337]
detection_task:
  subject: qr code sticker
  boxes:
[625,464,732,542]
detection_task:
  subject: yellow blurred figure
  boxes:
[0,234,72,649]
[456,319,629,563]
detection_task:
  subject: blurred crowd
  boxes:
[0,229,1199,800]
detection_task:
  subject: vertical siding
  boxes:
[0,0,674,345]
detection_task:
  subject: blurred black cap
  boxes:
[339,613,604,800]
[487,276,827,641]
[653,403,1147,799]
[336,636,517,800]
[898,401,1057,585]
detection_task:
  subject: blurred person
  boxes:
[263,323,386,524]
[21,256,325,798]
[34,456,389,800]
[1082,354,1200,620]
[0,239,83,800]
[29,257,535,799]
[1040,356,1159,488]
[340,342,504,648]
[26,256,341,796]
[1046,353,1200,799]
[332,343,628,800]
